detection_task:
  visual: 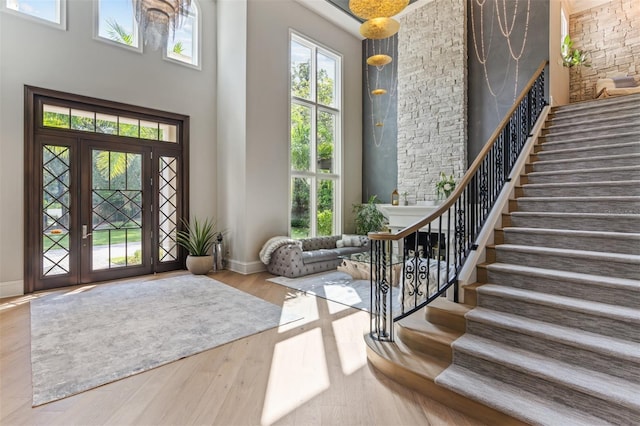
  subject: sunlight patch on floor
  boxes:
[278,291,319,333]
[324,284,362,314]
[331,312,368,375]
[261,327,329,425]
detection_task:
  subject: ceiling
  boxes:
[566,0,612,14]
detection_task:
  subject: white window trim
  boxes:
[92,0,143,54]
[289,30,343,237]
[162,0,201,70]
[1,0,66,30]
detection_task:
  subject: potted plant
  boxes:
[353,195,387,235]
[176,217,219,274]
[561,35,590,68]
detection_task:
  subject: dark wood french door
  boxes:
[25,87,189,293]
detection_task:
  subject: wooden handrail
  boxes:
[369,60,548,242]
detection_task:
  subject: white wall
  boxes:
[0,0,216,296]
[218,0,362,273]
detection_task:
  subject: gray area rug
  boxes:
[30,274,300,406]
[268,270,401,313]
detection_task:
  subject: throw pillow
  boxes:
[612,76,638,88]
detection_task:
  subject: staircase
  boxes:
[366,94,640,425]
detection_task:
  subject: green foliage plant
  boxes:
[176,217,218,256]
[105,19,134,46]
[353,195,387,235]
[561,35,590,68]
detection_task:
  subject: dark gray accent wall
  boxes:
[362,36,398,203]
[467,0,549,163]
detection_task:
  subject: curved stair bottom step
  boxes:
[364,335,526,426]
[435,365,615,426]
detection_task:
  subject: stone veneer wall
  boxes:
[397,0,467,204]
[569,0,640,102]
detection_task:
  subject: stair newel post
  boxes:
[369,238,394,342]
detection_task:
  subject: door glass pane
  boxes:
[291,104,311,172]
[43,104,70,129]
[91,150,143,270]
[159,123,177,142]
[118,116,139,138]
[158,156,178,262]
[42,145,71,276]
[317,179,334,236]
[317,52,336,107]
[71,109,95,131]
[317,111,335,173]
[140,120,159,140]
[96,113,118,134]
[291,177,310,238]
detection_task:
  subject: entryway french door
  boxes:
[25,86,189,293]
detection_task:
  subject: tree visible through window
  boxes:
[290,33,341,238]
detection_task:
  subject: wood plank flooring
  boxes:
[0,270,486,425]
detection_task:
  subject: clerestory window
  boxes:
[163,0,200,69]
[1,0,66,29]
[289,32,342,238]
[94,0,142,52]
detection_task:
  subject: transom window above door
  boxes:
[42,103,178,142]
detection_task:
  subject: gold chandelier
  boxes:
[133,0,191,50]
[351,0,409,128]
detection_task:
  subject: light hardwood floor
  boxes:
[0,270,486,425]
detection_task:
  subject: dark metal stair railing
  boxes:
[369,61,548,342]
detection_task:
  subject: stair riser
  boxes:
[502,230,640,255]
[477,292,640,343]
[547,107,640,125]
[452,351,639,425]
[505,214,640,233]
[512,198,640,214]
[533,144,640,161]
[485,267,640,308]
[465,320,640,383]
[538,132,640,147]
[530,156,639,172]
[521,184,640,197]
[492,247,640,280]
[525,168,640,184]
[396,326,453,362]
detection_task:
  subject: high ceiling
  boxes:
[566,0,611,14]
[325,0,419,22]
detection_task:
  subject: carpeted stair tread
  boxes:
[451,334,640,411]
[476,284,640,325]
[521,180,640,190]
[500,227,640,253]
[435,365,614,426]
[506,211,640,233]
[531,152,640,167]
[542,113,640,133]
[466,307,640,365]
[485,262,640,293]
[526,164,640,178]
[538,130,640,148]
[548,104,640,124]
[540,122,640,139]
[397,313,462,344]
[535,141,640,158]
[551,93,640,114]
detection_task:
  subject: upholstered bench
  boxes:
[260,235,369,278]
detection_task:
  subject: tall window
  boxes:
[2,0,66,29]
[290,32,341,238]
[94,0,141,51]
[164,0,200,68]
[560,7,568,46]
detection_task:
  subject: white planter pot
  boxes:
[186,255,213,275]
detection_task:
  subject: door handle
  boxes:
[82,225,92,239]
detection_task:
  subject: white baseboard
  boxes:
[224,259,266,275]
[0,280,24,299]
